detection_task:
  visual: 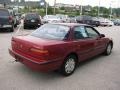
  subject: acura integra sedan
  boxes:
[9,23,113,76]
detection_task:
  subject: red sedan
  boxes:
[9,23,113,76]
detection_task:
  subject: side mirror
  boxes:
[100,34,105,38]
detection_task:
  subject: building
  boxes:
[56,3,75,8]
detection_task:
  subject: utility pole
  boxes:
[80,0,83,15]
[54,0,56,15]
[45,2,48,15]
[110,3,112,20]
[110,0,114,20]
[80,5,83,15]
[17,0,19,13]
[98,0,100,17]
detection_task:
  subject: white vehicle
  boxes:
[56,14,70,23]
[99,18,114,26]
[43,15,62,23]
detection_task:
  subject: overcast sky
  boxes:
[26,0,120,8]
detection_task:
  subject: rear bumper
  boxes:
[24,23,41,27]
[9,49,62,72]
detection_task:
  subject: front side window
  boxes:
[85,27,99,38]
[74,26,88,39]
[31,24,70,40]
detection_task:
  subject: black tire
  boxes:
[9,26,14,32]
[14,24,17,28]
[60,55,77,76]
[104,43,112,55]
[24,25,27,29]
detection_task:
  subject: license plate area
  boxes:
[15,55,23,62]
[31,20,35,22]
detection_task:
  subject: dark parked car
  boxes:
[24,13,41,29]
[9,23,113,76]
[113,19,120,26]
[0,8,14,32]
[76,16,100,27]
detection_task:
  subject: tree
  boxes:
[47,6,53,14]
[60,7,65,10]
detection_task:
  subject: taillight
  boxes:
[29,48,49,62]
[9,16,13,23]
[30,48,49,55]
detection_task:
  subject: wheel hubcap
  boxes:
[107,44,112,54]
[65,58,75,74]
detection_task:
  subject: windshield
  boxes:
[30,24,70,40]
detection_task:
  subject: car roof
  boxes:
[51,23,90,27]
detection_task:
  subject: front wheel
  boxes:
[104,43,112,55]
[60,55,77,76]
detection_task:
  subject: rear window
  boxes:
[0,10,9,16]
[25,14,39,19]
[30,24,70,40]
[76,16,92,21]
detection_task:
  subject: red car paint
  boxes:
[9,23,113,72]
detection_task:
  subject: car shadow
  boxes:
[77,54,103,68]
[15,64,64,82]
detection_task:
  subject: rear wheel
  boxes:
[9,26,14,32]
[60,55,77,76]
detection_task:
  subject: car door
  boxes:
[85,26,105,55]
[73,26,96,61]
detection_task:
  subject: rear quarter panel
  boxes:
[44,41,77,63]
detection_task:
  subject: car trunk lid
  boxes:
[11,35,64,60]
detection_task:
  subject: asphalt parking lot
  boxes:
[0,25,120,90]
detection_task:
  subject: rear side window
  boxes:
[25,14,39,19]
[0,10,9,16]
[74,26,88,39]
